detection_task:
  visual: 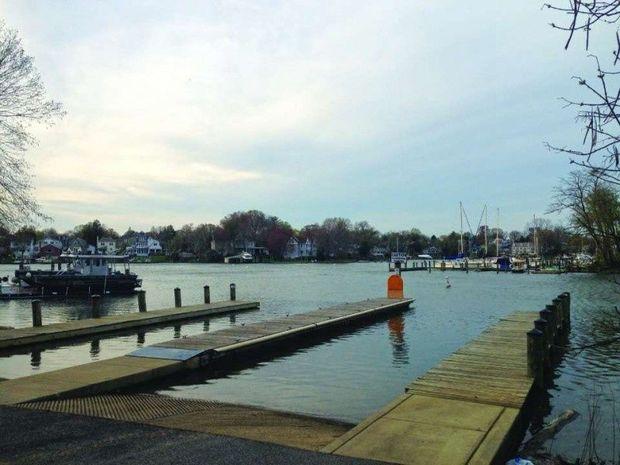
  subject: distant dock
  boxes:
[324,293,571,465]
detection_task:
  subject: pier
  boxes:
[324,293,570,465]
[0,298,259,350]
[0,297,413,405]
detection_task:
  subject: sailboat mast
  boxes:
[496,208,500,256]
[484,204,488,256]
[459,202,464,255]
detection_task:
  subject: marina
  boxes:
[0,262,618,464]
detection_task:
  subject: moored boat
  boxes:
[14,254,142,296]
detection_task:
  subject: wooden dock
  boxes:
[324,294,570,465]
[0,297,413,405]
[0,300,259,350]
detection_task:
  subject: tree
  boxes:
[352,221,380,258]
[74,219,116,246]
[545,1,620,183]
[549,171,620,266]
[0,23,64,227]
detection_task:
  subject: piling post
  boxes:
[31,300,42,327]
[91,294,101,318]
[544,304,559,343]
[174,288,182,308]
[138,290,147,312]
[540,307,555,345]
[203,285,210,304]
[534,318,551,369]
[527,328,544,388]
[230,283,236,301]
[561,292,571,331]
[549,301,562,339]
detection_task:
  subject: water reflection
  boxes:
[173,325,181,339]
[30,349,41,368]
[229,314,236,324]
[388,315,409,366]
[137,331,145,346]
[90,339,100,358]
[203,321,210,332]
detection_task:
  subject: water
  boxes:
[0,262,618,461]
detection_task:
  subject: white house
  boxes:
[511,241,535,257]
[97,236,117,255]
[126,233,162,257]
[284,237,317,259]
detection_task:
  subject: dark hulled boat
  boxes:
[14,254,142,296]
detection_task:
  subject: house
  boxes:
[126,233,162,257]
[10,240,35,260]
[422,246,441,258]
[512,241,535,257]
[97,236,117,255]
[283,237,317,260]
[37,238,63,258]
[66,238,90,254]
[370,246,388,260]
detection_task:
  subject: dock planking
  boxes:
[0,297,413,405]
[324,309,552,465]
[0,300,259,350]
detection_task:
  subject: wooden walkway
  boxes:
[0,300,259,350]
[324,310,541,465]
[0,297,413,405]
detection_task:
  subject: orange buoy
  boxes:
[387,274,404,299]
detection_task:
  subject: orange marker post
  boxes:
[387,274,404,299]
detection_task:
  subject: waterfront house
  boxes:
[97,236,117,255]
[511,241,535,257]
[9,240,35,260]
[284,237,317,260]
[125,233,162,257]
[66,238,89,254]
[37,238,63,259]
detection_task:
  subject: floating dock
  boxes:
[324,294,570,465]
[0,297,413,405]
[0,300,259,350]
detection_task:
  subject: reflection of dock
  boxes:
[0,297,413,405]
[324,294,571,465]
[0,300,259,350]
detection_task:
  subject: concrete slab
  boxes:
[333,416,485,465]
[385,395,503,432]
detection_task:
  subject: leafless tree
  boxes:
[545,1,620,184]
[0,22,64,228]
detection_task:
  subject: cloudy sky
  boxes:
[1,1,606,234]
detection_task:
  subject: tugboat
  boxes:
[14,254,142,296]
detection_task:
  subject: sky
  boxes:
[1,1,609,235]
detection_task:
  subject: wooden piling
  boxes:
[230,283,236,301]
[31,300,42,327]
[138,290,147,312]
[203,285,210,304]
[561,292,571,331]
[550,300,563,337]
[527,328,544,387]
[540,307,555,345]
[534,318,551,369]
[174,288,182,308]
[91,295,101,318]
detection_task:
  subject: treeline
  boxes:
[0,209,593,262]
[549,170,620,269]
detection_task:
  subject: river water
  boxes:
[0,262,618,461]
